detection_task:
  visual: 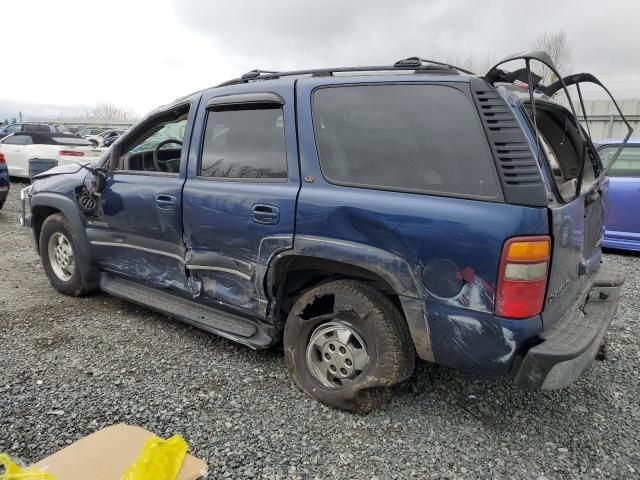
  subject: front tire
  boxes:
[284,280,415,413]
[39,213,96,296]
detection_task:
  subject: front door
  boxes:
[182,85,300,318]
[87,102,195,292]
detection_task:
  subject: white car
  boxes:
[0,132,103,178]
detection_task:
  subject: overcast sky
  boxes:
[2,0,639,120]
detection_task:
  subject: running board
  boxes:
[99,273,277,349]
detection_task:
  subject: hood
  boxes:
[32,162,90,180]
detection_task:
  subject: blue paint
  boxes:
[597,140,640,252]
[22,72,613,381]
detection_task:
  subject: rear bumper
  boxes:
[514,263,625,390]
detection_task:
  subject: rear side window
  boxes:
[599,146,640,177]
[312,84,500,198]
[200,107,287,179]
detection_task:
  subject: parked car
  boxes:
[86,129,125,147]
[19,53,627,412]
[0,123,61,140]
[0,149,8,209]
[77,127,109,138]
[102,133,121,147]
[0,132,103,178]
[66,126,86,135]
[597,138,640,252]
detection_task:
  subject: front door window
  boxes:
[115,109,188,174]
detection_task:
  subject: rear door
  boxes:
[598,144,640,240]
[182,84,300,318]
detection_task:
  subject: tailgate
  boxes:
[484,52,632,330]
[532,101,606,328]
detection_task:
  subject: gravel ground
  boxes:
[0,180,639,479]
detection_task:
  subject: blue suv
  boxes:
[20,53,629,412]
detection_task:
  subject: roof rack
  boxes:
[217,57,475,87]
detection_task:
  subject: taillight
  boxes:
[495,236,551,319]
[0,153,5,163]
[59,150,84,157]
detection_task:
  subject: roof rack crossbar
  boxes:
[217,58,471,87]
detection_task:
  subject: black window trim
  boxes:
[310,81,504,203]
[197,100,289,183]
[206,92,284,109]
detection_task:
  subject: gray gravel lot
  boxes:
[1,180,639,479]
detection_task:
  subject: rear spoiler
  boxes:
[485,52,634,188]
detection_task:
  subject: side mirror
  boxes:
[93,169,107,193]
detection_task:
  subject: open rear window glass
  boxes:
[529,103,599,201]
[312,84,500,199]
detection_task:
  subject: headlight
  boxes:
[20,185,33,200]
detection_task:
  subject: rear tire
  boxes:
[284,279,415,413]
[39,213,96,296]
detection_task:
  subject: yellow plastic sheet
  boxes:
[120,434,188,480]
[0,453,56,480]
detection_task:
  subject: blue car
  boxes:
[597,139,640,252]
[18,52,628,412]
[0,149,8,209]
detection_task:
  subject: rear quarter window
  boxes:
[312,84,501,199]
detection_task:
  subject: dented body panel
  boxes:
[20,68,624,390]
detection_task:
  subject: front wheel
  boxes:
[284,279,415,413]
[39,213,96,296]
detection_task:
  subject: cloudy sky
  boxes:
[2,0,639,120]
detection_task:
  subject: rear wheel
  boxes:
[39,213,96,296]
[284,279,415,413]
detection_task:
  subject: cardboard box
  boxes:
[32,424,207,480]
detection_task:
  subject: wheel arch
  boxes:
[265,235,433,361]
[30,192,98,285]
